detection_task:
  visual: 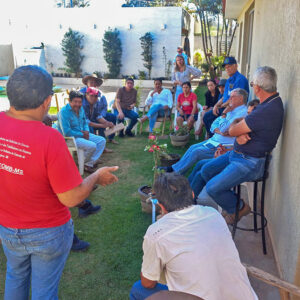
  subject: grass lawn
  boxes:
[0,86,207,299]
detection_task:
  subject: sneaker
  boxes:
[71,234,90,252]
[125,130,135,137]
[78,199,101,218]
[119,129,125,138]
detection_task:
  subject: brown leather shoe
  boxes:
[225,201,251,225]
[104,148,114,153]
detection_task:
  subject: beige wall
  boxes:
[236,0,300,284]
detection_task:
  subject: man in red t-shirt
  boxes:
[176,81,198,130]
[0,65,118,300]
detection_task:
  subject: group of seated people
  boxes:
[130,61,284,299]
[0,49,285,299]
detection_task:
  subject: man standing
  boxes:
[160,88,248,174]
[173,46,188,65]
[114,78,138,137]
[57,91,106,173]
[139,79,173,133]
[130,173,257,300]
[82,87,118,146]
[199,66,284,224]
[203,57,249,136]
[0,65,118,299]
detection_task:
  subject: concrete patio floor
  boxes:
[232,185,281,299]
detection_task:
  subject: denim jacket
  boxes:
[57,103,89,138]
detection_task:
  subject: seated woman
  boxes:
[195,79,220,136]
[176,81,198,130]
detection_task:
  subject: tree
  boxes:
[122,0,184,7]
[188,0,237,78]
[55,0,90,8]
[140,32,154,79]
[61,28,84,76]
[102,28,122,78]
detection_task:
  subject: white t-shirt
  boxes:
[141,205,258,300]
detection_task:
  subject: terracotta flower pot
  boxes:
[170,133,190,147]
[159,153,181,167]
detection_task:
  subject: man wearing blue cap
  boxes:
[203,57,249,137]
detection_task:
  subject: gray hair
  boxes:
[252,66,277,93]
[232,88,248,104]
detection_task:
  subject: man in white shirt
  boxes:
[160,88,248,174]
[130,173,257,300]
[139,79,173,133]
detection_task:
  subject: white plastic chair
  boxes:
[64,136,85,175]
[194,103,203,140]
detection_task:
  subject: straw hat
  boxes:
[82,74,103,87]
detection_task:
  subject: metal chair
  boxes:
[232,153,272,255]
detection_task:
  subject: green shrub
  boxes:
[102,28,122,78]
[61,28,84,76]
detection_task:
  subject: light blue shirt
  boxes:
[208,104,248,145]
[145,88,173,108]
[57,103,89,138]
[173,53,188,65]
[172,65,202,84]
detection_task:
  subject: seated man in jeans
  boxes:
[139,78,173,133]
[130,173,257,300]
[82,87,118,149]
[160,88,248,174]
[114,77,138,137]
[198,66,284,224]
[58,91,106,173]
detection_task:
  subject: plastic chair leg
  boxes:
[77,149,85,175]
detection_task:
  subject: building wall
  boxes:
[2,5,184,78]
[0,44,14,76]
[236,0,300,284]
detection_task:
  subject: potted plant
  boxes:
[138,133,167,214]
[170,125,190,147]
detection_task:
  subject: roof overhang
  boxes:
[223,0,250,19]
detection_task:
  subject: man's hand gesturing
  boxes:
[96,166,119,186]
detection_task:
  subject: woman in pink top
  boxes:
[176,81,198,130]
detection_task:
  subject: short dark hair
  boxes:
[248,99,260,107]
[69,90,83,101]
[126,77,134,83]
[182,81,191,88]
[153,173,194,212]
[6,65,53,111]
[154,78,163,84]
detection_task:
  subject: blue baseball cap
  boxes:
[222,56,237,67]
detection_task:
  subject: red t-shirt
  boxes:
[0,112,83,228]
[177,92,198,115]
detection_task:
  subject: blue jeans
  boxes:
[130,280,168,300]
[188,159,212,199]
[175,85,183,105]
[147,104,169,132]
[203,108,225,138]
[0,219,74,300]
[172,141,218,174]
[75,133,106,167]
[91,113,117,141]
[114,108,138,132]
[200,151,266,213]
